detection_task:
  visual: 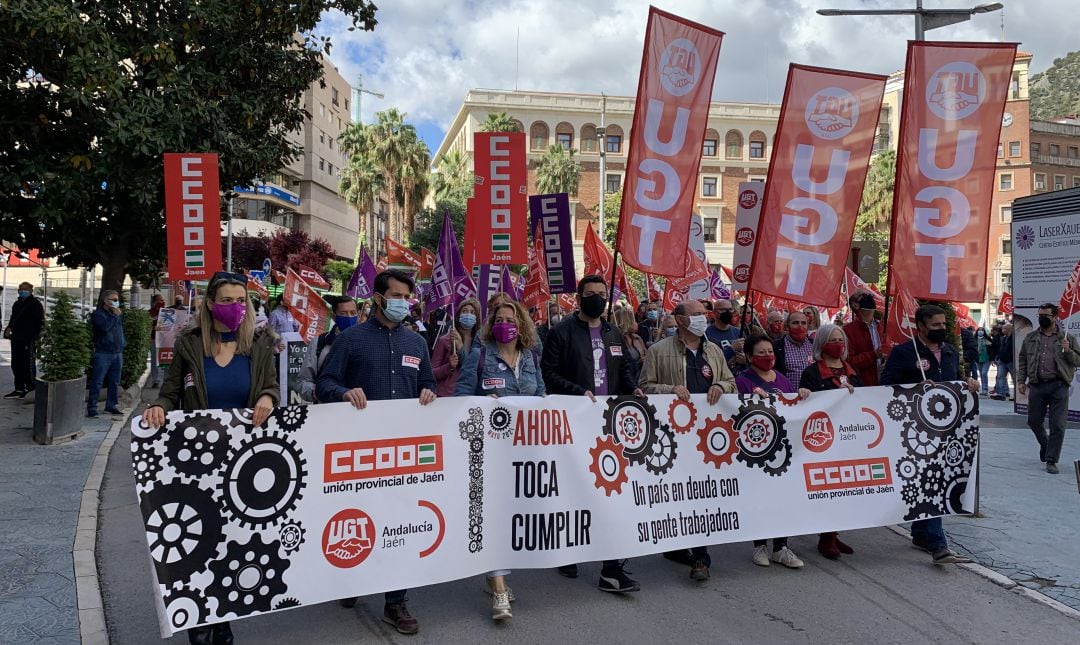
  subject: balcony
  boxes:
[1031,153,1080,168]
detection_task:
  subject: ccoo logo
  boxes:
[659,38,701,97]
[926,62,986,121]
[804,87,859,140]
[323,509,376,569]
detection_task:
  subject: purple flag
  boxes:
[708,269,731,300]
[528,193,578,294]
[346,248,377,299]
[476,265,502,318]
[429,210,475,312]
[501,265,520,300]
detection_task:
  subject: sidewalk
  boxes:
[0,341,118,644]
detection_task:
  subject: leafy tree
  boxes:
[37,292,92,382]
[478,112,522,132]
[1030,51,1080,121]
[855,150,896,286]
[432,149,472,203]
[269,229,334,277]
[536,144,582,196]
[322,259,357,292]
[410,197,467,253]
[224,232,271,273]
[598,189,645,297]
[339,124,386,215]
[0,1,378,297]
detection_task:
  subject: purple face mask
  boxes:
[212,301,247,331]
[492,321,518,345]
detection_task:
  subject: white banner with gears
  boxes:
[132,383,978,635]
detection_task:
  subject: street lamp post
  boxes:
[597,93,607,240]
[816,1,1004,40]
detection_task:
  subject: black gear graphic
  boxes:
[920,463,946,498]
[489,407,512,433]
[470,436,483,454]
[914,385,962,433]
[900,482,920,506]
[469,539,481,553]
[901,422,942,458]
[644,425,677,475]
[886,399,910,422]
[131,441,163,488]
[132,414,165,441]
[960,425,979,453]
[279,521,305,553]
[459,408,485,440]
[273,597,301,610]
[762,438,793,477]
[139,482,224,585]
[272,405,308,433]
[943,439,966,467]
[163,585,208,632]
[732,398,786,468]
[924,393,953,421]
[896,456,919,480]
[602,397,660,465]
[228,408,255,428]
[905,500,943,521]
[166,412,231,478]
[206,534,290,619]
[945,476,970,514]
[220,432,307,529]
[470,466,483,479]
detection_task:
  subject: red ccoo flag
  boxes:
[1059,260,1080,320]
[996,291,1013,315]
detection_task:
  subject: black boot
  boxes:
[187,626,214,645]
[213,622,234,645]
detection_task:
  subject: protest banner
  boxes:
[617,8,724,275]
[749,65,886,306]
[153,308,190,368]
[468,132,528,264]
[385,238,422,271]
[134,385,979,636]
[275,331,310,406]
[164,153,221,281]
[731,183,762,291]
[295,265,329,290]
[282,269,329,343]
[888,42,1017,301]
[528,193,578,294]
[522,223,551,321]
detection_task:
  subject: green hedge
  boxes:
[38,292,93,382]
[121,308,153,388]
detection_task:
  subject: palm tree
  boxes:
[340,123,385,253]
[396,134,431,233]
[432,149,472,202]
[479,112,521,132]
[857,150,896,233]
[535,144,582,196]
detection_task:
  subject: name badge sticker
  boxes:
[402,355,421,369]
[609,346,623,356]
[482,378,506,390]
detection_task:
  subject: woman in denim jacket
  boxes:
[454,299,544,621]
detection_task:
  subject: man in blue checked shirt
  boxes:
[316,269,436,636]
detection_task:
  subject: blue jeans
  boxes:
[994,361,1011,396]
[88,352,122,413]
[910,517,947,552]
[976,362,990,392]
[384,589,407,605]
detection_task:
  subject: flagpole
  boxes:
[607,247,620,318]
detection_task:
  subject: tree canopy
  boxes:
[478,112,521,133]
[1030,50,1080,121]
[0,1,378,294]
[535,144,582,197]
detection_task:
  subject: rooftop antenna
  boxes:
[1000,6,1005,41]
[515,27,520,91]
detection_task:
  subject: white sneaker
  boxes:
[492,591,512,621]
[752,545,771,567]
[484,586,515,602]
[771,546,804,569]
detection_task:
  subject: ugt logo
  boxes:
[659,38,701,97]
[735,227,755,247]
[323,509,376,569]
[925,62,986,121]
[804,87,858,140]
[801,411,835,453]
[738,189,759,210]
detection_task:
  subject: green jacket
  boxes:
[639,334,737,394]
[154,328,279,412]
[1017,326,1080,386]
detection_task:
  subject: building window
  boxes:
[332,87,339,107]
[702,176,718,197]
[749,131,767,159]
[997,143,1003,158]
[530,122,549,151]
[1070,146,1079,160]
[328,137,334,150]
[1009,71,1020,100]
[1001,237,1012,255]
[703,139,717,157]
[998,173,1013,191]
[1034,173,1047,190]
[873,106,891,153]
[606,174,621,194]
[1050,144,1060,157]
[318,157,325,172]
[999,205,1012,222]
[556,132,573,149]
[319,130,325,145]
[1055,174,1066,190]
[319,103,326,117]
[581,124,597,153]
[1031,142,1041,156]
[345,99,349,112]
[748,176,766,183]
[703,217,718,243]
[725,130,743,159]
[606,134,622,154]
[328,162,334,175]
[1009,140,1021,157]
[1074,176,1080,188]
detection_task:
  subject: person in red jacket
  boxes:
[842,290,886,386]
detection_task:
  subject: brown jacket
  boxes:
[1018,326,1080,386]
[639,334,737,394]
[154,328,279,412]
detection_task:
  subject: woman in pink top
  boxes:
[431,298,481,396]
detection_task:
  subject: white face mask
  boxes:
[686,314,709,337]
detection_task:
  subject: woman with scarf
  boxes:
[431,298,482,396]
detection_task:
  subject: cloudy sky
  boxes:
[316,0,1078,154]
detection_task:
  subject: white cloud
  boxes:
[316,0,1078,148]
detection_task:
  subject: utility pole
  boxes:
[817,1,1003,41]
[597,94,607,241]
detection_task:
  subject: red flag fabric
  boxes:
[583,224,637,306]
[468,132,529,264]
[244,271,269,302]
[748,65,886,307]
[888,42,1018,301]
[420,248,436,280]
[385,238,422,270]
[283,268,330,342]
[522,224,551,323]
[272,269,286,285]
[619,263,641,311]
[294,264,329,290]
[1059,260,1080,320]
[557,293,576,314]
[616,8,724,275]
[662,282,687,312]
[996,291,1013,315]
[164,153,222,281]
[953,302,979,330]
[886,272,921,349]
[375,257,388,273]
[646,274,662,302]
[845,268,885,309]
[665,247,710,293]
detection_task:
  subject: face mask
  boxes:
[334,314,358,331]
[1038,315,1054,329]
[647,310,659,321]
[926,328,949,344]
[458,313,477,330]
[381,297,409,323]
[750,355,776,372]
[212,301,246,331]
[17,290,30,299]
[858,295,877,311]
[789,326,808,342]
[823,340,846,359]
[665,327,677,337]
[492,322,519,344]
[769,322,784,335]
[717,311,733,325]
[580,293,606,319]
[686,314,709,337]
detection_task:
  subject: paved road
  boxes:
[98,390,1080,644]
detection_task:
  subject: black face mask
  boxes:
[580,294,607,319]
[717,311,733,325]
[857,295,877,311]
[926,328,949,343]
[1038,315,1054,329]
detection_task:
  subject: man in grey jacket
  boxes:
[297,296,357,403]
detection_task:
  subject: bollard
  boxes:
[1075,459,1080,495]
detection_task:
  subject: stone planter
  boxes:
[33,376,86,445]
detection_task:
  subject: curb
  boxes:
[75,372,148,645]
[885,524,1080,622]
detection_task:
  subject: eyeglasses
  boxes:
[210,271,248,286]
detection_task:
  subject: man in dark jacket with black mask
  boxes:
[541,274,644,594]
[4,282,45,398]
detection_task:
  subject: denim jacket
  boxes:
[455,341,546,397]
